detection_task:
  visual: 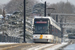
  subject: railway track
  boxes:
[0,43,67,50]
[0,43,45,50]
[23,43,54,50]
[40,44,56,50]
[0,43,34,50]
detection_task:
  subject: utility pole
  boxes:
[56,15,58,22]
[60,16,63,42]
[24,0,26,43]
[44,1,46,17]
[44,1,55,17]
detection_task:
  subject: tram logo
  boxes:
[40,35,43,39]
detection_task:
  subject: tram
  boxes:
[32,16,61,43]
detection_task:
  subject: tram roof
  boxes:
[34,16,53,19]
[34,16,56,23]
[34,16,61,31]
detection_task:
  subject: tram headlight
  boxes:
[46,36,48,38]
[34,36,37,37]
[35,36,37,37]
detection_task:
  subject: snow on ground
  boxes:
[45,42,68,50]
[24,42,68,50]
[0,40,68,50]
[0,38,33,45]
[0,42,18,45]
[27,44,53,50]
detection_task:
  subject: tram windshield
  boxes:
[33,19,49,34]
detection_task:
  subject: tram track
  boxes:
[0,43,18,48]
[22,43,57,50]
[40,44,57,50]
[0,43,64,50]
[21,43,43,50]
[1,43,34,50]
[1,43,43,50]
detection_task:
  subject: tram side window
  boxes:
[52,26,54,34]
[49,25,52,34]
[52,26,57,36]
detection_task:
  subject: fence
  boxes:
[0,34,22,43]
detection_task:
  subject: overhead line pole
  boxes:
[60,16,63,42]
[44,1,46,17]
[44,1,55,17]
[24,0,26,43]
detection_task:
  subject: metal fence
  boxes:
[0,34,22,43]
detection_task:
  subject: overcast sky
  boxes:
[39,0,75,5]
[0,0,75,5]
[0,0,10,4]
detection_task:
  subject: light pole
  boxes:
[44,1,46,17]
[24,0,26,43]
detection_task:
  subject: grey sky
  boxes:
[0,0,10,4]
[39,0,75,5]
[0,0,75,5]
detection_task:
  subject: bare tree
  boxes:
[48,1,74,13]
[4,0,37,16]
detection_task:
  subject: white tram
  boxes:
[32,16,61,43]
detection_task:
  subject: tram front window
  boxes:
[33,21,49,34]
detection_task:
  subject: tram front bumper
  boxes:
[33,39,52,42]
